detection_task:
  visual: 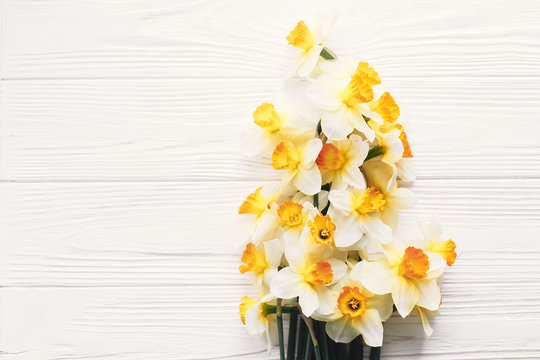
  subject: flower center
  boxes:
[253,103,282,133]
[304,260,333,285]
[286,21,316,51]
[399,246,430,279]
[238,187,267,216]
[271,141,301,170]
[337,286,368,319]
[239,243,268,275]
[277,200,304,227]
[316,143,345,170]
[307,214,336,245]
[351,187,386,215]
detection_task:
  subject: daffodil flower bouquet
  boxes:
[237,13,457,360]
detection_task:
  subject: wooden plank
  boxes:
[0,286,539,360]
[2,0,540,79]
[1,77,539,181]
[1,179,539,290]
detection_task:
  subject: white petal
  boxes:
[426,251,446,279]
[349,134,369,164]
[299,283,320,316]
[314,285,336,315]
[328,189,353,213]
[245,304,266,336]
[326,258,348,284]
[366,293,394,321]
[392,276,420,317]
[270,268,305,299]
[363,160,395,194]
[326,317,359,343]
[306,76,343,111]
[352,309,383,347]
[298,46,323,78]
[416,279,441,311]
[396,158,416,182]
[360,215,393,244]
[389,188,417,209]
[341,162,366,190]
[252,211,279,244]
[263,267,278,289]
[264,239,283,268]
[293,165,322,196]
[301,138,323,167]
[333,214,365,248]
[417,307,434,338]
[351,112,375,142]
[353,259,394,295]
[321,108,354,140]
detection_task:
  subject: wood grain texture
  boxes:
[2,0,540,79]
[2,0,540,358]
[1,77,540,181]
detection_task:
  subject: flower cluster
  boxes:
[237,13,457,358]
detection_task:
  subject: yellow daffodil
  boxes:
[316,134,369,190]
[313,264,393,346]
[239,239,284,291]
[307,59,383,141]
[270,240,347,316]
[418,214,457,267]
[237,185,283,246]
[287,12,337,78]
[363,160,416,229]
[327,186,393,248]
[239,296,268,336]
[356,242,446,317]
[271,138,323,195]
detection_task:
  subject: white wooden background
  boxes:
[1,0,540,359]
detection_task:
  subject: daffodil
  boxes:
[271,138,322,195]
[363,160,416,229]
[286,12,337,78]
[316,134,369,190]
[418,214,457,266]
[327,186,393,248]
[246,81,320,155]
[356,242,446,317]
[312,263,393,346]
[239,239,284,292]
[270,240,347,316]
[239,295,269,336]
[307,60,381,141]
[237,185,282,246]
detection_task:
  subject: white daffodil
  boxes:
[239,239,284,292]
[316,134,369,190]
[271,138,323,195]
[237,185,283,246]
[356,241,446,318]
[327,186,393,248]
[363,160,416,229]
[418,214,457,267]
[246,80,320,156]
[307,60,383,141]
[312,263,393,346]
[286,11,337,78]
[270,240,347,316]
[239,295,270,337]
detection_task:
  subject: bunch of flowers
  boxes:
[237,13,457,359]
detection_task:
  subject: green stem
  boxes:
[369,346,381,360]
[313,193,319,209]
[264,304,298,314]
[276,299,285,360]
[287,311,298,360]
[350,336,363,359]
[336,343,347,359]
[305,335,313,360]
[320,47,336,60]
[297,317,307,360]
[365,145,385,162]
[326,334,336,360]
[317,321,329,360]
[301,315,322,360]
